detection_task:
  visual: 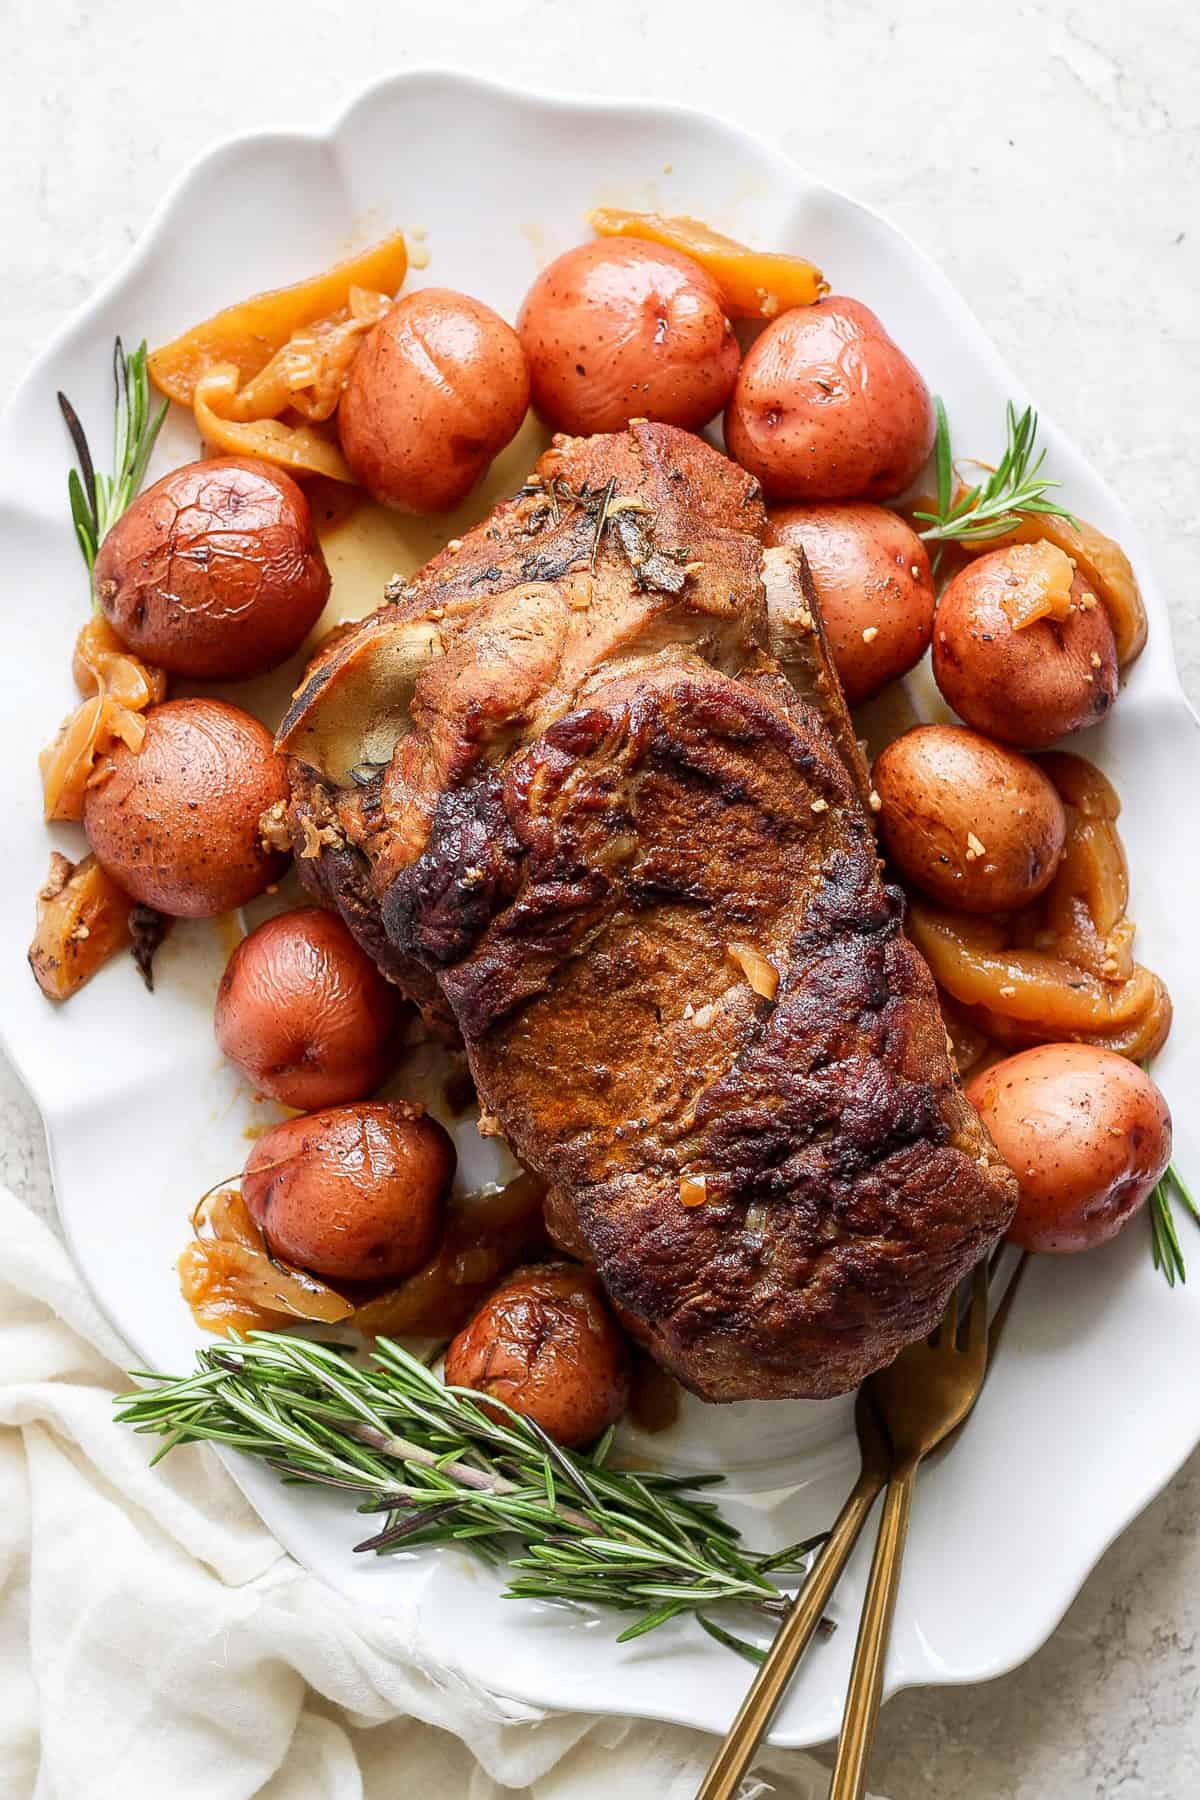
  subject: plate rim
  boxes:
[4,63,1198,1746]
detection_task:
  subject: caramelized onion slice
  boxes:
[587,207,827,318]
[194,365,355,483]
[349,1171,548,1339]
[228,289,391,424]
[149,232,408,403]
[969,513,1147,667]
[179,1187,353,1335]
[29,852,134,1002]
[909,901,1166,1036]
[39,694,146,822]
[73,615,167,709]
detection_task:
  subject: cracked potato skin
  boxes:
[94,456,330,680]
[444,1263,631,1447]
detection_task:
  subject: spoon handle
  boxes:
[696,1465,886,1800]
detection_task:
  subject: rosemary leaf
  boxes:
[114,1330,819,1654]
[915,400,1077,557]
[58,336,167,585]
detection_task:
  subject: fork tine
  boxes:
[936,1280,959,1346]
[966,1259,989,1354]
[988,1250,1029,1359]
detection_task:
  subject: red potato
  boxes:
[725,296,934,502]
[215,907,401,1108]
[444,1263,631,1448]
[517,238,739,435]
[765,502,934,703]
[242,1101,454,1283]
[967,1044,1171,1253]
[338,289,530,512]
[93,457,330,680]
[873,725,1066,912]
[82,698,288,917]
[933,543,1119,747]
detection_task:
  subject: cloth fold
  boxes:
[0,1184,880,1799]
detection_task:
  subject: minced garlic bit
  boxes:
[679,1173,708,1208]
[910,564,922,581]
[1079,590,1098,610]
[726,941,779,1002]
[965,831,986,862]
[998,984,1017,998]
[861,625,880,644]
[811,797,829,814]
[1089,650,1103,669]
[868,789,882,813]
[446,538,463,553]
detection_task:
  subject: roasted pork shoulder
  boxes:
[280,422,1016,1399]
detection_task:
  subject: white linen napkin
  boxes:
[0,1183,884,1799]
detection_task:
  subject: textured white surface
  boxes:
[1,3,1197,1795]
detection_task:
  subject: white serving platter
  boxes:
[2,69,1197,1746]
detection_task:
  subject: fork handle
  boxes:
[696,1464,886,1800]
[828,1462,917,1800]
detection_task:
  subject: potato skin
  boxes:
[93,457,330,680]
[967,1045,1171,1253]
[242,1101,454,1282]
[933,549,1119,747]
[444,1263,631,1448]
[82,698,288,917]
[724,296,934,502]
[215,906,400,1108]
[339,289,530,512]
[765,502,934,703]
[517,238,739,435]
[874,725,1066,912]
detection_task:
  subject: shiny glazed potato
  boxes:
[517,238,739,434]
[93,458,331,680]
[82,698,288,917]
[933,543,1119,747]
[724,296,934,502]
[967,1044,1171,1253]
[214,907,400,1108]
[242,1101,454,1283]
[765,502,934,703]
[874,725,1066,912]
[444,1263,631,1448]
[338,288,530,511]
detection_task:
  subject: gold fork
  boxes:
[827,1260,992,1799]
[698,1251,1027,1800]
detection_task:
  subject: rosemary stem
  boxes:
[343,1419,599,1533]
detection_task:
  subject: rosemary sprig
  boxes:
[1149,1163,1199,1287]
[913,399,1077,564]
[115,1333,821,1648]
[58,337,167,578]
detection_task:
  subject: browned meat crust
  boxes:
[384,656,1015,1400]
[282,424,1015,1396]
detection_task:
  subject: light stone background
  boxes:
[3,2,1197,1794]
